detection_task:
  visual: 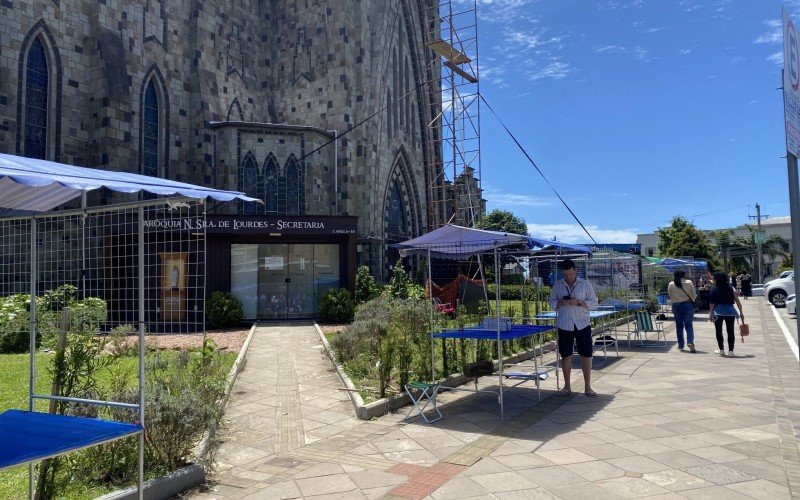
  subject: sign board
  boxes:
[263,256,284,270]
[754,230,767,245]
[784,7,800,156]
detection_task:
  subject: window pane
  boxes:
[24,38,48,160]
[143,82,159,177]
[230,244,258,319]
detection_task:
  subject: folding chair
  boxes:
[432,297,456,317]
[633,310,667,348]
[404,381,442,424]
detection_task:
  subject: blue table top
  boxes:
[430,324,553,340]
[0,410,142,470]
[535,310,617,319]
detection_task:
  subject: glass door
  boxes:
[286,244,314,318]
[258,243,288,319]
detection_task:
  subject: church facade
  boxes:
[0,0,444,319]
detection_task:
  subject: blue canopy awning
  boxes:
[0,153,261,212]
[393,224,529,259]
[657,258,708,271]
[527,236,593,255]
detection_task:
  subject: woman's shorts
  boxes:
[558,326,593,358]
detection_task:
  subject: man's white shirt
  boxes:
[548,277,598,330]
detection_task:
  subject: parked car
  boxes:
[765,274,795,307]
[788,294,796,315]
[767,271,794,284]
[751,284,765,297]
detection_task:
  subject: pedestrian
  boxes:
[709,271,745,357]
[740,272,752,300]
[549,258,599,397]
[668,270,697,352]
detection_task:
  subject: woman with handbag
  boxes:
[709,272,745,358]
[668,270,697,352]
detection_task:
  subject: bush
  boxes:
[0,294,33,353]
[355,265,380,304]
[206,291,244,328]
[486,284,550,301]
[318,288,355,323]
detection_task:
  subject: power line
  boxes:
[478,93,597,245]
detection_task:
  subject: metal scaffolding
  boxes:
[423,0,483,230]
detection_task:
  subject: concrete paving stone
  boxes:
[606,455,675,474]
[724,458,790,483]
[684,445,749,463]
[650,435,716,451]
[383,449,439,464]
[548,480,623,500]
[493,452,553,469]
[647,450,712,469]
[724,478,791,499]
[239,479,302,499]
[293,462,345,479]
[347,469,406,490]
[723,440,783,458]
[615,438,674,455]
[488,441,532,456]
[374,439,425,453]
[683,463,758,485]
[563,460,625,481]
[553,432,608,447]
[626,425,679,439]
[461,456,512,476]
[574,443,638,460]
[303,490,366,500]
[596,475,672,498]
[492,486,562,499]
[691,431,746,446]
[721,427,781,442]
[427,476,492,499]
[469,470,540,492]
[295,472,358,496]
[585,428,643,444]
[534,448,597,465]
[642,469,713,491]
[679,484,754,500]
[361,485,395,500]
[523,465,586,485]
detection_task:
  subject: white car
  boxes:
[788,294,796,315]
[751,284,765,297]
[765,275,795,307]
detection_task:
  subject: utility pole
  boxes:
[748,203,768,283]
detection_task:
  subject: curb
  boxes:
[314,322,553,420]
[100,324,258,500]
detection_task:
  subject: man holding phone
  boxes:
[548,258,599,397]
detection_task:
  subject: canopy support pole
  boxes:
[428,249,435,383]
[28,218,37,500]
[495,247,503,419]
[137,206,145,500]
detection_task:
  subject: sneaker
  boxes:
[679,346,687,352]
[688,343,696,353]
[715,349,725,356]
[728,351,735,358]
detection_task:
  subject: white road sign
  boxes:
[784,8,800,156]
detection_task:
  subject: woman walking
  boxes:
[668,270,697,352]
[709,272,745,357]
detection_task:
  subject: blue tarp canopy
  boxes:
[393,225,593,259]
[0,153,261,212]
[657,258,708,271]
[394,224,529,259]
[527,236,593,256]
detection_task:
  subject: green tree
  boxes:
[475,209,528,235]
[354,265,380,304]
[656,216,719,268]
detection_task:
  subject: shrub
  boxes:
[318,288,355,323]
[354,265,380,304]
[0,293,33,353]
[206,291,244,328]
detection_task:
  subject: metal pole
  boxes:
[28,217,37,500]
[428,249,435,381]
[495,247,503,419]
[137,206,145,499]
[787,154,800,364]
[756,202,764,284]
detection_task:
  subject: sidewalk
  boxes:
[193,300,799,499]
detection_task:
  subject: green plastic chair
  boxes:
[404,381,442,424]
[634,310,667,348]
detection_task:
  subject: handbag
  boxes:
[738,317,750,341]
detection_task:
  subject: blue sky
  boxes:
[473,0,796,243]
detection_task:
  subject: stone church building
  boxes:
[0,0,449,319]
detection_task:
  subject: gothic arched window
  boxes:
[238,154,258,214]
[24,38,49,159]
[286,156,301,215]
[387,180,406,238]
[142,81,160,177]
[263,155,278,214]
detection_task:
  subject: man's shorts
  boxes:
[557,326,593,358]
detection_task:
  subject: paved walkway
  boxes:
[192,299,800,499]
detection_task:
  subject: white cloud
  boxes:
[767,51,783,65]
[679,48,692,55]
[526,61,572,81]
[484,189,552,207]
[730,56,745,63]
[755,19,782,44]
[527,223,639,244]
[594,45,628,54]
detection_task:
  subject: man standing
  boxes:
[549,258,599,397]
